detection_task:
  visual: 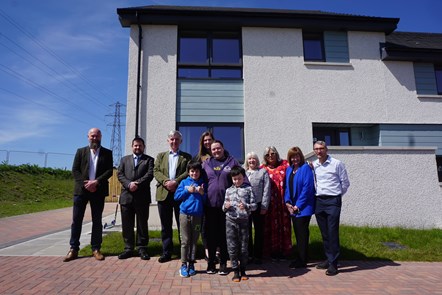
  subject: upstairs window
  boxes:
[178,31,242,79]
[414,63,442,95]
[303,31,349,63]
[303,32,325,61]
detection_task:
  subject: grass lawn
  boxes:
[80,225,442,262]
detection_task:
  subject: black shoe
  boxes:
[139,249,150,260]
[118,250,133,260]
[326,265,338,276]
[240,267,249,281]
[158,254,172,263]
[316,260,329,269]
[206,262,217,274]
[289,260,307,269]
[218,263,228,275]
[232,269,240,282]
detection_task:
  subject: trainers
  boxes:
[206,262,217,274]
[180,263,189,277]
[316,260,329,269]
[188,263,196,276]
[218,263,228,275]
[232,269,240,282]
[326,265,338,276]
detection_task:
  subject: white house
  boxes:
[117,6,442,229]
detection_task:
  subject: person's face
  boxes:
[203,135,214,150]
[247,156,258,170]
[265,149,277,165]
[290,153,301,167]
[232,173,244,188]
[168,135,182,152]
[314,143,328,160]
[88,128,102,149]
[188,168,201,180]
[211,142,224,160]
[132,140,145,155]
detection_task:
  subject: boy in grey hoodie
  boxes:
[222,166,257,282]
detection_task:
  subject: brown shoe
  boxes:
[63,249,78,262]
[92,249,105,261]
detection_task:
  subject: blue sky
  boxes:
[0,0,441,169]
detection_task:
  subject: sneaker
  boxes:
[232,269,240,282]
[188,263,196,276]
[206,262,217,274]
[218,263,228,275]
[316,260,330,270]
[179,263,189,278]
[326,265,338,276]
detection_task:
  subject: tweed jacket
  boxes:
[154,150,192,201]
[72,146,113,197]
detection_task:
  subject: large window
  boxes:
[178,31,242,79]
[313,126,351,146]
[178,123,244,162]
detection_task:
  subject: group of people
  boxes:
[62,127,350,280]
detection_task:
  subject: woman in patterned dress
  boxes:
[261,146,292,260]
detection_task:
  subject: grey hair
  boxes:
[244,151,260,169]
[262,146,281,166]
[314,140,328,148]
[168,130,183,139]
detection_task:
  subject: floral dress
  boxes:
[261,160,292,258]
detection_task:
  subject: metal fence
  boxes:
[0,150,74,170]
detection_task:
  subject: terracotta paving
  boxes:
[0,205,441,294]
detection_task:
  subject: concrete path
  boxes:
[0,204,441,294]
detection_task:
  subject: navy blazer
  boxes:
[72,146,113,197]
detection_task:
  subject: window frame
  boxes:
[178,30,243,79]
[435,65,442,95]
[302,32,325,62]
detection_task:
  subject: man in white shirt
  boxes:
[313,140,350,276]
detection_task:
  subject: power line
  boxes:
[0,8,114,103]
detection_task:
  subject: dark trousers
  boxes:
[157,193,180,257]
[69,193,105,251]
[291,215,312,265]
[121,202,150,251]
[248,202,264,259]
[315,196,342,267]
[226,218,249,270]
[205,206,229,265]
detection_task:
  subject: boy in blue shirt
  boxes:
[174,161,207,277]
[223,166,256,282]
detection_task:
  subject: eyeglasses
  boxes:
[314,147,326,151]
[265,152,276,157]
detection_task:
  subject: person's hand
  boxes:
[239,202,246,210]
[129,182,138,192]
[84,180,98,192]
[286,203,295,214]
[165,180,178,192]
[187,184,196,193]
[197,184,204,195]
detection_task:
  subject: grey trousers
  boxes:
[179,213,202,263]
[226,218,249,270]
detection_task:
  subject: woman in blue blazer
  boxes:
[284,146,315,269]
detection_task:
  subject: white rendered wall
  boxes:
[125,25,178,157]
[306,147,442,229]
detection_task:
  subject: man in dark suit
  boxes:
[117,137,154,260]
[63,127,113,262]
[154,130,191,263]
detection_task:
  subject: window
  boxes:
[178,31,242,79]
[437,156,442,182]
[435,65,442,95]
[178,123,244,162]
[303,31,349,63]
[303,32,325,61]
[313,127,351,146]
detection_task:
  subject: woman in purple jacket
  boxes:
[202,140,240,275]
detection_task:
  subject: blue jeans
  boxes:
[69,194,105,251]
